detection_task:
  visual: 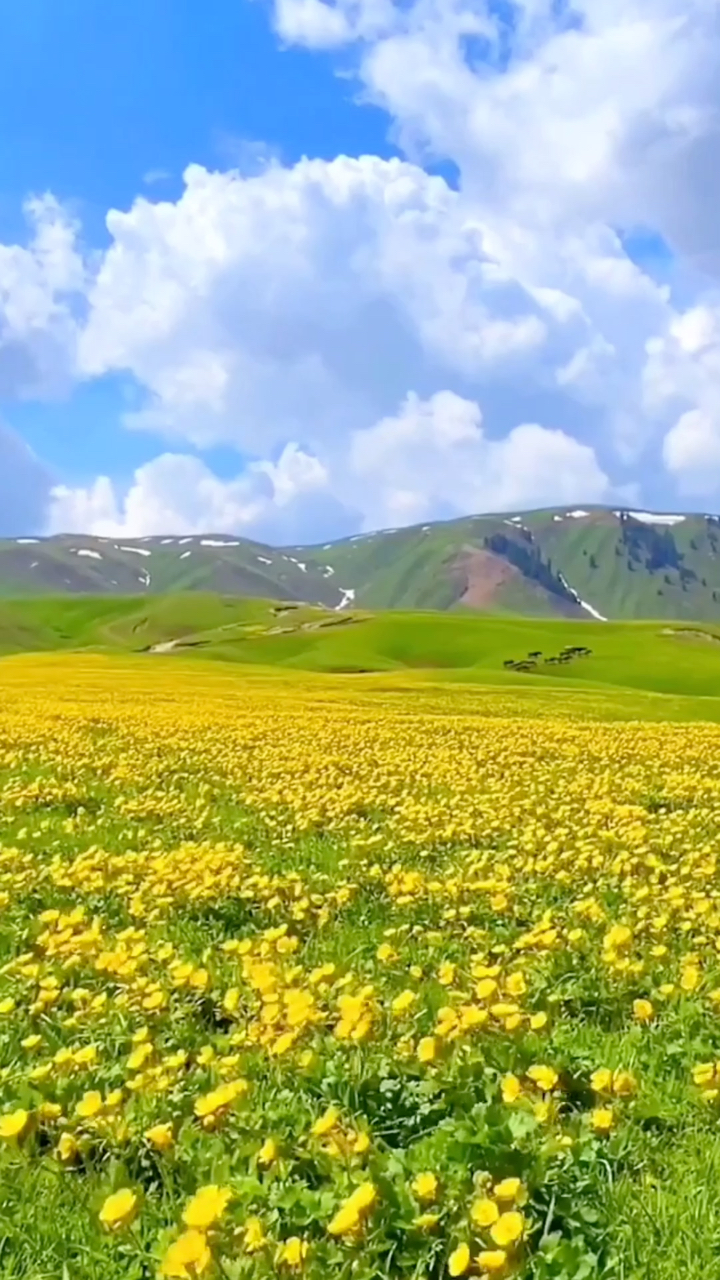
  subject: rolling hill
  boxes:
[0,593,719,709]
[3,505,720,620]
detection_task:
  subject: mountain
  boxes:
[3,506,720,619]
[296,506,720,620]
[0,532,344,608]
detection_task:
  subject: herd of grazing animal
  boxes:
[503,645,593,673]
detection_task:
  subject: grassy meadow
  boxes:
[1,592,720,704]
[1,649,720,1278]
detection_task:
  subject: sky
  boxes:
[1,0,720,540]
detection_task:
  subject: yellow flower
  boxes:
[127,1042,153,1071]
[56,1132,80,1163]
[500,1074,522,1104]
[391,989,416,1016]
[590,1067,613,1094]
[414,1212,440,1230]
[242,1216,268,1253]
[73,1044,98,1067]
[506,972,527,997]
[417,1036,437,1064]
[448,1242,471,1276]
[160,1229,212,1277]
[490,1211,524,1248]
[526,1064,558,1093]
[312,1105,340,1137]
[271,1031,297,1057]
[0,1109,29,1141]
[193,1079,248,1126]
[476,978,498,1001]
[145,1122,174,1151]
[277,1236,308,1268]
[258,1137,278,1166]
[493,1178,525,1204]
[471,1198,500,1227]
[476,1248,508,1272]
[412,1172,438,1203]
[328,1181,378,1235]
[632,999,654,1023]
[327,1204,361,1236]
[76,1090,103,1120]
[612,1070,637,1098]
[99,1188,138,1231]
[37,1102,61,1122]
[693,1062,716,1087]
[681,966,700,993]
[182,1185,233,1230]
[591,1108,614,1135]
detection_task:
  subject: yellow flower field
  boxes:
[1,654,720,1279]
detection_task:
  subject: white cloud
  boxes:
[350,390,610,528]
[47,444,330,539]
[274,0,356,46]
[641,299,720,492]
[344,0,720,268]
[47,390,609,539]
[265,0,720,510]
[70,158,693,516]
[77,157,574,460]
[0,195,84,398]
[663,408,720,492]
[4,0,720,534]
[274,0,398,47]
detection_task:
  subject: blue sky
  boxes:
[1,0,719,538]
[0,0,395,486]
[0,0,396,224]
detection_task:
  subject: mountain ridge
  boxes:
[4,505,720,620]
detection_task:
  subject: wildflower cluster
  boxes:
[0,656,718,1278]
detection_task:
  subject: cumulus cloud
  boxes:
[69,157,692,514]
[4,0,720,533]
[350,391,610,528]
[47,390,610,540]
[274,0,399,47]
[47,444,332,540]
[0,194,84,399]
[268,0,720,505]
[639,300,720,490]
[663,408,720,492]
[76,157,571,458]
[317,0,720,270]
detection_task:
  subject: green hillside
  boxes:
[1,593,719,705]
[4,506,720,621]
[293,508,720,620]
[0,534,343,606]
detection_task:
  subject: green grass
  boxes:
[1,596,720,710]
[1,656,720,1276]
